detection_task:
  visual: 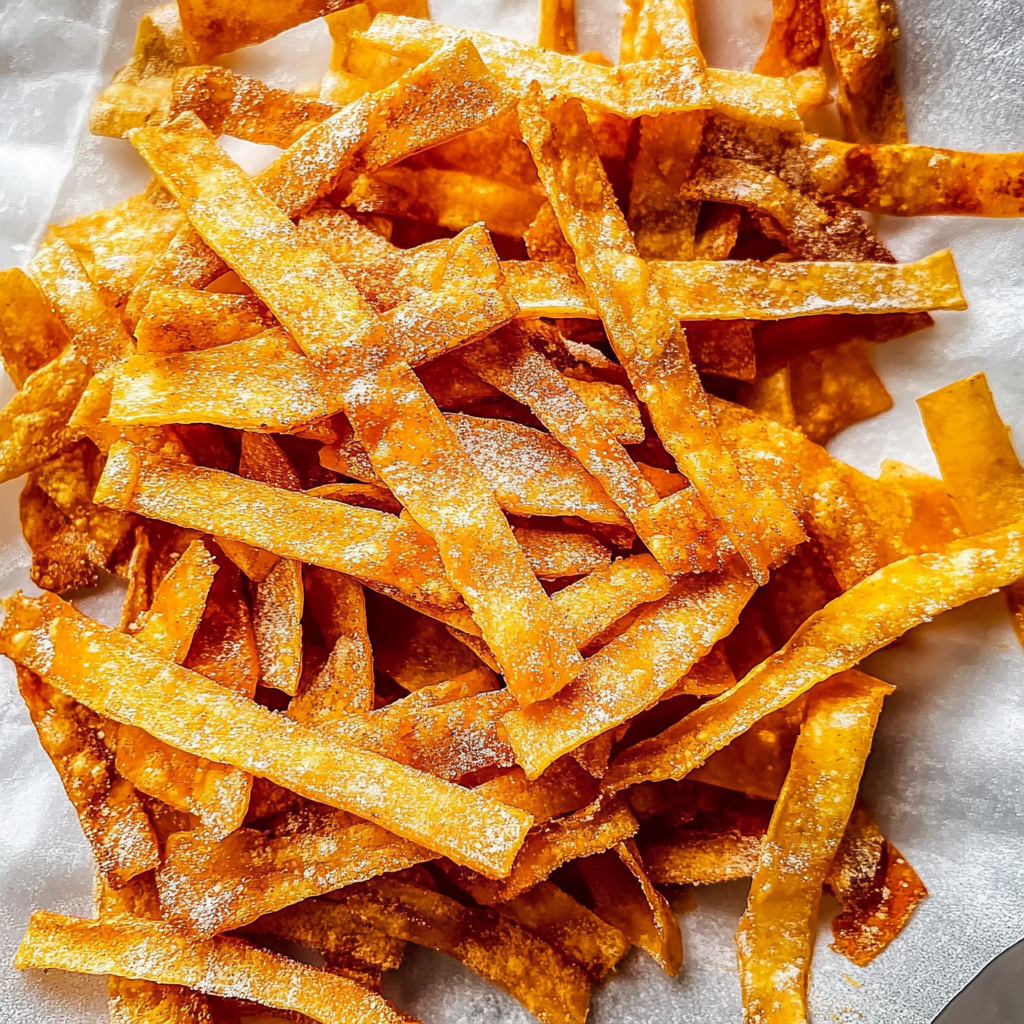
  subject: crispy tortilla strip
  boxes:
[512,527,611,579]
[736,672,891,1024]
[711,398,884,588]
[14,666,159,887]
[539,0,577,52]
[159,808,430,937]
[457,326,690,569]
[136,288,272,353]
[241,899,405,990]
[602,525,1024,794]
[346,166,545,237]
[873,459,964,557]
[89,4,196,138]
[788,340,893,444]
[504,571,756,779]
[755,0,825,75]
[686,320,756,381]
[133,113,581,708]
[126,40,509,325]
[626,1,702,261]
[445,797,639,905]
[498,881,628,984]
[241,436,305,696]
[682,156,894,262]
[475,759,599,822]
[577,840,682,975]
[170,66,338,147]
[918,372,1024,646]
[828,803,928,966]
[291,567,374,722]
[15,911,414,1024]
[45,190,186,309]
[321,686,517,782]
[504,249,965,320]
[178,0,360,61]
[703,113,1024,218]
[96,442,465,614]
[0,267,69,387]
[116,540,251,838]
[519,90,804,582]
[362,15,824,128]
[553,554,672,650]
[564,378,645,444]
[0,592,533,877]
[645,827,765,885]
[820,0,906,143]
[335,878,591,1024]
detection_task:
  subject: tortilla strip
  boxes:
[135,288,272,353]
[539,0,577,53]
[602,523,1024,793]
[158,808,430,937]
[0,267,69,387]
[15,912,414,1024]
[503,249,966,320]
[736,672,892,1023]
[504,571,757,779]
[0,591,533,877]
[755,0,825,76]
[334,878,591,1024]
[14,666,159,888]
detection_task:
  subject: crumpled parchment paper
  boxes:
[1,0,1022,1021]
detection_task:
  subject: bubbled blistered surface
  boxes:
[1,0,1022,1021]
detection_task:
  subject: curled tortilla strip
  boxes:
[0,591,534,877]
[498,881,629,984]
[577,840,682,975]
[158,807,430,937]
[15,911,415,1024]
[603,524,1024,794]
[755,0,825,75]
[918,372,1024,647]
[736,672,892,1024]
[14,666,159,888]
[504,571,756,779]
[335,878,591,1024]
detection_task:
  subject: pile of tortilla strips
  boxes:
[2,0,1023,1021]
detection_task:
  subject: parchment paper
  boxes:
[1,0,1022,1021]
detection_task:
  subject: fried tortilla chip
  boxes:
[497,881,628,984]
[539,0,577,53]
[335,878,591,1024]
[0,592,533,877]
[15,911,415,1024]
[755,0,825,76]
[603,525,1024,794]
[135,288,273,353]
[512,527,611,579]
[736,672,892,1023]
[503,571,756,779]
